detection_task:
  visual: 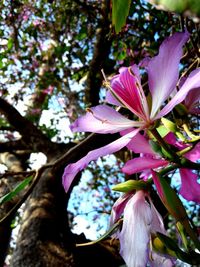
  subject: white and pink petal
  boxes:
[70,105,142,134]
[62,128,141,192]
[157,68,200,118]
[148,31,189,119]
[119,191,152,267]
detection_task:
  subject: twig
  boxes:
[0,170,36,179]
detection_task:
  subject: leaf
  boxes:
[156,232,200,265]
[152,171,200,251]
[112,0,131,34]
[7,38,13,51]
[0,176,33,205]
[148,0,200,18]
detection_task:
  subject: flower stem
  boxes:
[150,128,179,162]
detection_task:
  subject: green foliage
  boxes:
[156,232,200,265]
[149,0,200,17]
[0,176,32,205]
[112,0,131,33]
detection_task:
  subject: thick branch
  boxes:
[0,140,27,153]
[0,98,58,155]
[85,0,112,106]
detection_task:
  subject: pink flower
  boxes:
[110,191,174,267]
[43,85,54,95]
[122,131,200,203]
[62,31,200,192]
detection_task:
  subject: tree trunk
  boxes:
[10,165,123,267]
[10,166,76,267]
[0,153,26,267]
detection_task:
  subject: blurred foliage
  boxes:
[149,0,200,19]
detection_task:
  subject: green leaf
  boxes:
[112,0,131,33]
[7,38,13,51]
[156,125,170,138]
[0,176,33,205]
[152,172,200,250]
[148,0,200,18]
[161,118,177,133]
[156,232,200,265]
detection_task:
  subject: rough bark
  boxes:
[0,153,25,267]
[10,158,123,267]
[85,0,113,106]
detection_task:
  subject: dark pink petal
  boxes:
[184,87,200,112]
[157,68,200,118]
[70,105,142,134]
[185,142,200,162]
[189,107,200,114]
[122,157,168,175]
[148,32,189,118]
[111,67,148,120]
[179,169,200,203]
[62,128,140,192]
[151,170,164,199]
[164,132,187,150]
[140,169,151,181]
[110,193,133,226]
[119,191,151,267]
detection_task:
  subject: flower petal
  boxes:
[106,90,123,106]
[185,142,200,162]
[184,87,200,112]
[157,68,200,118]
[149,252,175,267]
[111,66,149,120]
[120,129,156,154]
[179,169,200,203]
[62,128,140,192]
[151,170,164,200]
[164,132,187,150]
[122,157,168,175]
[148,31,189,118]
[119,191,152,267]
[149,199,166,234]
[70,105,142,134]
[110,193,133,226]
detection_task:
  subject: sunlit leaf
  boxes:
[149,0,200,18]
[112,0,131,33]
[0,176,33,205]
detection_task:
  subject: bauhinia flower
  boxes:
[122,131,200,203]
[62,31,200,192]
[110,190,174,267]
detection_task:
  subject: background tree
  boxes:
[0,0,199,266]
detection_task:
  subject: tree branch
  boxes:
[0,140,27,153]
[0,97,59,155]
[85,0,113,106]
